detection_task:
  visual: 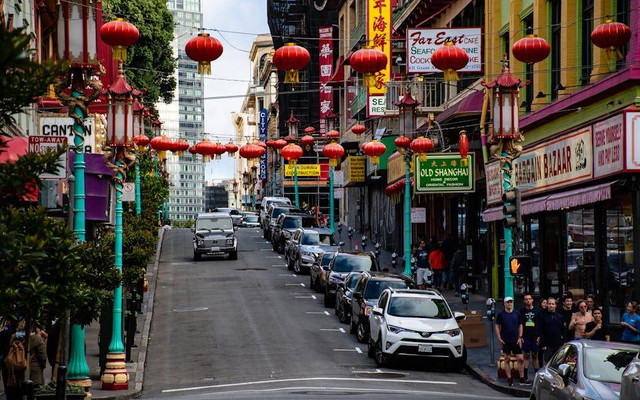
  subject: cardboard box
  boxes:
[458,310,488,348]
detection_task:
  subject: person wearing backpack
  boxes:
[6,321,47,398]
[0,317,18,396]
[4,337,27,400]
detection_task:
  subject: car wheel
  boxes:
[367,339,375,358]
[278,240,285,254]
[350,316,357,334]
[310,273,315,289]
[323,288,332,308]
[193,252,201,262]
[374,339,389,367]
[293,258,302,274]
[228,250,237,260]
[272,238,278,251]
[356,319,368,343]
[338,303,349,324]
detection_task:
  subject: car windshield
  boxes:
[347,274,361,289]
[320,253,335,267]
[272,208,290,219]
[196,217,232,231]
[244,216,259,222]
[302,233,335,246]
[583,348,639,383]
[365,280,409,300]
[332,255,372,273]
[283,217,317,229]
[387,297,452,319]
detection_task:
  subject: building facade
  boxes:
[204,183,229,211]
[161,0,205,221]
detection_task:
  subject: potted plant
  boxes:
[34,382,87,399]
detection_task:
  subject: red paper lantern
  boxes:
[174,139,190,157]
[254,140,267,149]
[188,146,198,156]
[304,126,316,135]
[284,135,297,144]
[266,140,276,148]
[385,185,394,197]
[394,135,411,154]
[322,143,345,167]
[362,140,386,165]
[352,124,366,136]
[512,34,550,64]
[149,135,173,160]
[133,134,150,151]
[225,142,238,155]
[410,137,434,161]
[349,47,388,87]
[430,42,469,81]
[185,33,224,75]
[459,130,469,166]
[99,18,139,61]
[273,139,288,151]
[300,135,315,151]
[239,144,265,160]
[326,130,340,142]
[195,139,216,162]
[281,143,303,165]
[273,42,310,83]
[212,142,227,160]
[591,20,631,61]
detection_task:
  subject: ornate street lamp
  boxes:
[251,165,258,211]
[325,109,338,133]
[232,180,239,207]
[242,171,251,211]
[53,0,102,391]
[286,112,302,206]
[132,92,147,216]
[322,136,344,233]
[395,91,420,276]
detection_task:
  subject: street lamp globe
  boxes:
[286,111,299,138]
[106,64,134,147]
[242,171,251,188]
[395,92,420,138]
[57,0,98,67]
[325,109,338,132]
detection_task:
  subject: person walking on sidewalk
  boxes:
[428,243,446,290]
[538,297,565,364]
[449,243,467,296]
[569,300,593,340]
[496,297,526,386]
[620,301,640,344]
[584,308,610,341]
[520,294,540,381]
[413,240,430,290]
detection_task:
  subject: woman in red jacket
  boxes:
[429,242,446,290]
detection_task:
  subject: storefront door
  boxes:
[542,214,563,296]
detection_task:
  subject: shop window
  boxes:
[524,217,540,295]
[550,0,562,100]
[565,208,596,300]
[580,0,594,85]
[604,194,633,322]
[542,214,563,296]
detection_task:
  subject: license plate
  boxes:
[211,247,220,252]
[418,344,433,353]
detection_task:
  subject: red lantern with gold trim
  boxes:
[133,134,150,152]
[300,135,315,151]
[410,137,434,161]
[149,135,173,160]
[326,130,340,142]
[362,140,386,165]
[281,143,304,165]
[273,43,311,83]
[185,33,224,75]
[212,142,226,160]
[239,143,265,160]
[352,123,366,136]
[512,34,550,64]
[430,42,469,81]
[459,130,469,166]
[394,135,411,154]
[174,139,190,157]
[225,142,238,156]
[284,135,296,144]
[254,140,267,150]
[349,47,388,87]
[591,20,631,61]
[304,126,316,135]
[273,139,288,151]
[99,18,139,61]
[195,139,216,162]
[322,143,344,167]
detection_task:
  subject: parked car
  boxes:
[271,213,319,254]
[531,340,640,400]
[213,207,243,226]
[350,273,415,343]
[322,251,379,308]
[260,196,291,227]
[368,288,466,369]
[240,212,260,228]
[621,353,640,400]
[284,228,339,274]
[335,272,363,324]
[263,204,300,240]
[192,212,237,261]
[310,252,336,292]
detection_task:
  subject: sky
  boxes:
[202,1,269,183]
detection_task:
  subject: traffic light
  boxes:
[509,255,531,276]
[502,188,521,229]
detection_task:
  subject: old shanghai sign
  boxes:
[406,28,482,74]
[415,153,475,193]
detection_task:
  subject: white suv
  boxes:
[368,289,467,370]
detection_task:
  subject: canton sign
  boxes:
[37,115,96,153]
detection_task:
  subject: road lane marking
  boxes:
[161,377,457,393]
[356,347,363,354]
[295,295,316,299]
[285,283,305,287]
[266,256,281,259]
[375,368,382,372]
[278,274,297,277]
[259,249,273,251]
[333,348,358,352]
[172,307,209,313]
[171,262,194,265]
[305,311,330,315]
[319,328,345,333]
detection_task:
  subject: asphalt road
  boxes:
[141,228,511,399]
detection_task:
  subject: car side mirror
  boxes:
[372,307,383,316]
[558,364,572,381]
[454,311,466,321]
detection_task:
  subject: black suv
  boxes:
[350,272,415,343]
[271,213,318,254]
[263,205,301,240]
[335,272,363,324]
[323,251,379,308]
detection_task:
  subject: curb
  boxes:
[465,361,531,398]
[93,227,165,400]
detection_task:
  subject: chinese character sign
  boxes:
[319,27,333,135]
[367,0,391,96]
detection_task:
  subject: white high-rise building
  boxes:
[159,0,205,221]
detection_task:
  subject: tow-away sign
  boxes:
[28,136,67,179]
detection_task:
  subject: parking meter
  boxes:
[361,235,367,249]
[391,252,397,268]
[374,242,381,256]
[347,227,353,240]
[486,298,497,366]
[337,222,342,234]
[425,268,433,287]
[460,283,469,307]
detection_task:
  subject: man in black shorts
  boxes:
[520,293,538,383]
[496,297,525,386]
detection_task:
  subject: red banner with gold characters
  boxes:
[367,0,391,116]
[319,26,333,135]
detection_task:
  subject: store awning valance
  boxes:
[482,181,617,222]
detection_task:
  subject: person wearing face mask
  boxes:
[584,308,610,341]
[537,297,565,364]
[569,300,593,339]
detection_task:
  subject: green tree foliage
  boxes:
[0,24,66,130]
[102,0,177,104]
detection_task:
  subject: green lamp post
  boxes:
[285,112,301,207]
[132,102,149,216]
[54,0,104,391]
[101,61,136,390]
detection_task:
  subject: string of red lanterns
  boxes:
[185,33,223,75]
[273,43,311,84]
[99,18,139,61]
[349,46,388,87]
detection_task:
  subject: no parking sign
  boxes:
[122,182,135,202]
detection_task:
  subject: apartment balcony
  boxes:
[350,85,367,116]
[385,78,450,114]
[349,20,365,51]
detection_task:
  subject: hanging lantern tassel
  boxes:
[329,158,338,167]
[198,61,211,75]
[364,73,375,87]
[285,69,299,84]
[443,69,459,82]
[113,45,127,61]
[371,156,380,165]
[418,153,427,162]
[158,151,166,161]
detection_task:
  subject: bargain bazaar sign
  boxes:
[406,28,482,74]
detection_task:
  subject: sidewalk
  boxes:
[334,225,531,397]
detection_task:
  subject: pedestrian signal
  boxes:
[509,255,531,276]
